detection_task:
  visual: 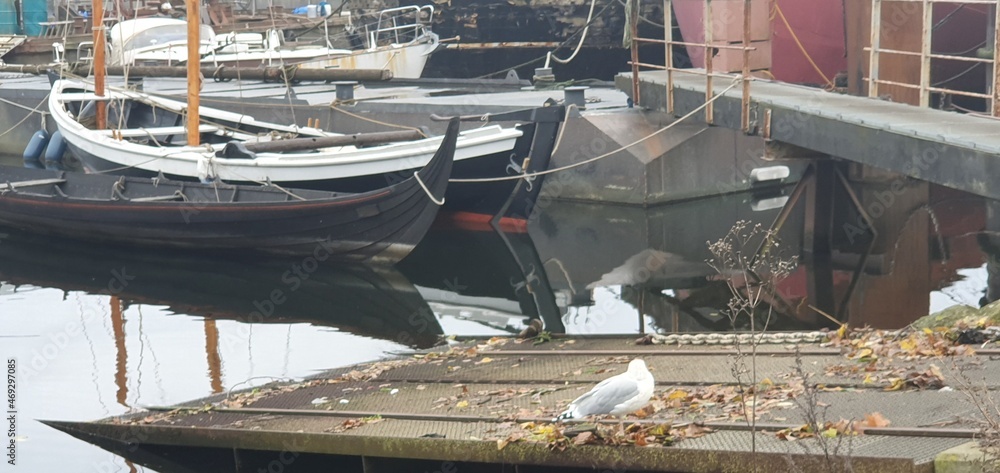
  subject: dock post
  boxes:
[664,0,674,114]
[919,0,931,108]
[332,81,358,103]
[563,86,588,109]
[868,0,881,98]
[993,1,1000,116]
[629,0,641,106]
[703,0,714,124]
[804,160,836,322]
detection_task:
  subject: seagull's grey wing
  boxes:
[569,375,640,417]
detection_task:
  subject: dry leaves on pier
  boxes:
[654,380,804,421]
[492,420,713,451]
[827,325,975,362]
[820,323,981,391]
[774,412,891,441]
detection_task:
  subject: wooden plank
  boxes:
[129,194,184,202]
[233,129,424,154]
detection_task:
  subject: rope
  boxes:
[449,76,742,184]
[0,94,52,114]
[773,3,835,89]
[613,0,668,28]
[548,104,577,157]
[622,0,635,48]
[329,104,427,136]
[413,172,445,206]
[475,0,616,79]
[91,157,163,174]
[545,0,598,67]
[0,94,50,141]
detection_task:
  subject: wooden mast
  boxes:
[92,0,106,128]
[186,0,200,146]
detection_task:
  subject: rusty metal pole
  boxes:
[186,0,201,146]
[741,0,751,131]
[993,1,1000,116]
[630,0,641,107]
[665,0,674,114]
[919,0,931,108]
[92,0,106,129]
[868,0,881,98]
[704,0,714,124]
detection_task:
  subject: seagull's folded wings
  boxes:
[571,375,641,415]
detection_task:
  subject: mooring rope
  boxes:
[414,172,445,206]
[449,76,743,184]
[0,93,50,141]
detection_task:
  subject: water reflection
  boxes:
[0,231,443,348]
[3,172,999,472]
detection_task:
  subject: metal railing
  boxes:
[366,5,435,49]
[866,0,1000,115]
[628,0,757,131]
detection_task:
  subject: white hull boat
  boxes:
[48,78,564,215]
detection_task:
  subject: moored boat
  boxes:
[107,6,440,79]
[0,118,460,263]
[49,78,564,218]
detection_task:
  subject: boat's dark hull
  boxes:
[0,120,459,263]
[72,143,521,217]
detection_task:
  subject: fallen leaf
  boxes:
[863,412,891,428]
[573,431,595,445]
[667,389,689,400]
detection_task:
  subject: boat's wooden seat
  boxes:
[97,125,220,138]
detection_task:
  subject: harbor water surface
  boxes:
[0,154,996,472]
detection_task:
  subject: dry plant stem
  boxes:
[790,350,854,473]
[708,222,794,473]
[952,358,1000,471]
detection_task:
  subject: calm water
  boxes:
[0,154,994,471]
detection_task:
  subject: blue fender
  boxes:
[43,130,68,171]
[22,129,49,169]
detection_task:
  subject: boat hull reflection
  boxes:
[0,230,443,348]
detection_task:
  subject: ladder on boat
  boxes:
[0,35,26,63]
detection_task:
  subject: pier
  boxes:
[45,332,1000,472]
[618,70,1000,200]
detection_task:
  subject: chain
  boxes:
[644,331,828,346]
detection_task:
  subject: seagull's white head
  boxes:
[627,359,649,376]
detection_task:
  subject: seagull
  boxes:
[554,359,655,430]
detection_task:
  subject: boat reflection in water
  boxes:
[411,177,997,335]
[0,229,443,348]
[15,179,1000,473]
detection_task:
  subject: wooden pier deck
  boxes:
[44,331,1000,473]
[619,71,1000,200]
